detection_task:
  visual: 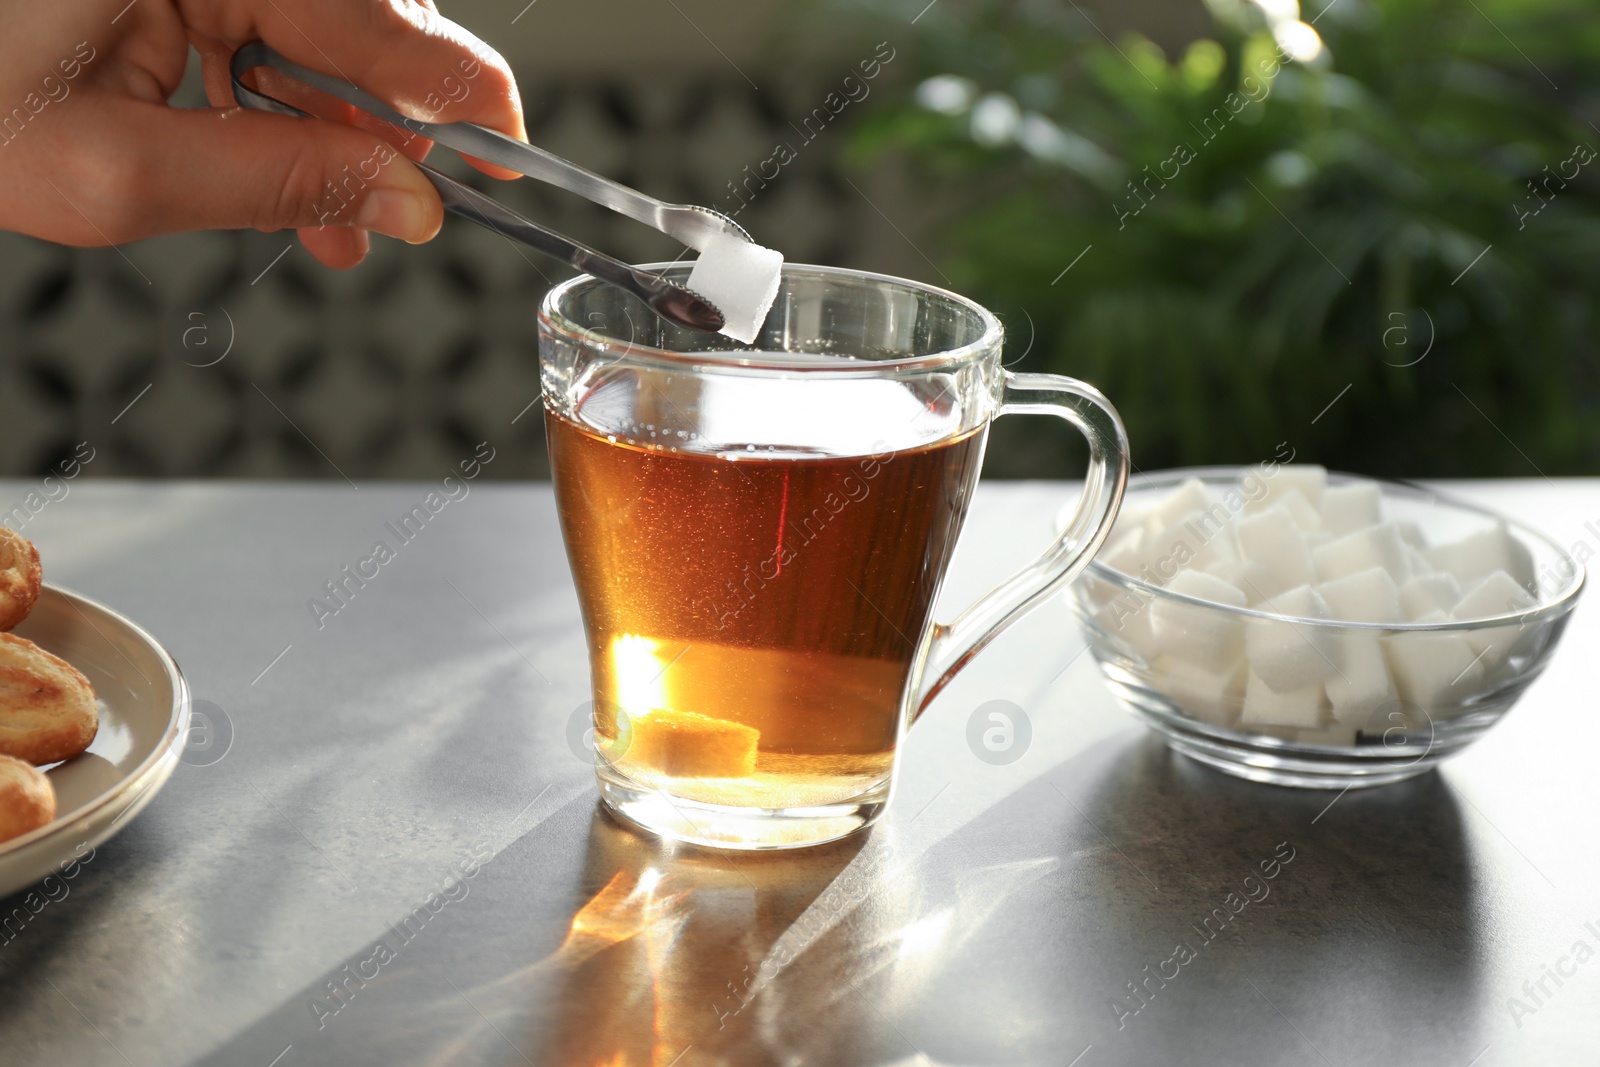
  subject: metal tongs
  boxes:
[229,41,735,332]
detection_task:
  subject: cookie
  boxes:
[0,633,98,765]
[0,753,56,843]
[0,527,42,632]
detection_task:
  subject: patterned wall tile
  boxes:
[0,71,900,481]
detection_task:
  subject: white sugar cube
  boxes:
[686,233,784,344]
[1164,567,1249,608]
[1453,570,1536,658]
[1400,573,1462,620]
[1184,506,1241,562]
[1316,566,1404,624]
[1100,528,1146,576]
[1246,465,1328,511]
[1424,525,1535,590]
[1385,629,1484,710]
[1145,511,1236,580]
[1110,503,1155,543]
[1152,478,1218,531]
[1313,522,1411,584]
[1404,545,1434,576]
[1205,559,1273,603]
[1452,570,1534,622]
[1242,668,1328,728]
[1325,634,1396,727]
[1276,488,1323,533]
[1396,521,1428,549]
[1234,506,1318,599]
[1155,654,1245,727]
[1320,482,1382,536]
[1080,572,1119,611]
[1139,520,1189,586]
[1132,502,1170,540]
[1098,592,1162,663]
[1299,724,1359,746]
[1151,570,1247,663]
[1245,584,1341,692]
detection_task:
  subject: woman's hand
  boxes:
[0,0,526,268]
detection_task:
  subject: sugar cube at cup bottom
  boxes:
[685,234,784,345]
[623,707,760,778]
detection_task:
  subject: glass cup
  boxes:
[540,264,1128,849]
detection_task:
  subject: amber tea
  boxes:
[548,407,986,809]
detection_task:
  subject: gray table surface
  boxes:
[0,478,1596,1067]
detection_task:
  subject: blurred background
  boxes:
[1,0,1596,481]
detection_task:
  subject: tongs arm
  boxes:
[228,42,726,333]
[229,41,747,250]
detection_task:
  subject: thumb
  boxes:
[72,97,443,245]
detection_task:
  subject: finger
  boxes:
[178,0,525,177]
[44,94,443,246]
[192,31,435,165]
[299,224,370,270]
[190,32,238,110]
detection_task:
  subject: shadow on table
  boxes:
[513,806,885,1067]
[184,733,1488,1067]
[181,789,890,1067]
[878,732,1490,1067]
[511,738,1490,1067]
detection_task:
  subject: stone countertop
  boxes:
[0,478,1595,1066]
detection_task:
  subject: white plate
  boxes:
[0,585,189,899]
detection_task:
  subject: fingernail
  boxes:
[354,189,434,244]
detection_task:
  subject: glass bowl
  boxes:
[1065,468,1585,789]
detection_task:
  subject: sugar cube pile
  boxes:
[685,233,784,345]
[1089,466,1541,745]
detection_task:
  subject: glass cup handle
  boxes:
[914,371,1130,718]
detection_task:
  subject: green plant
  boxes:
[824,0,1600,476]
